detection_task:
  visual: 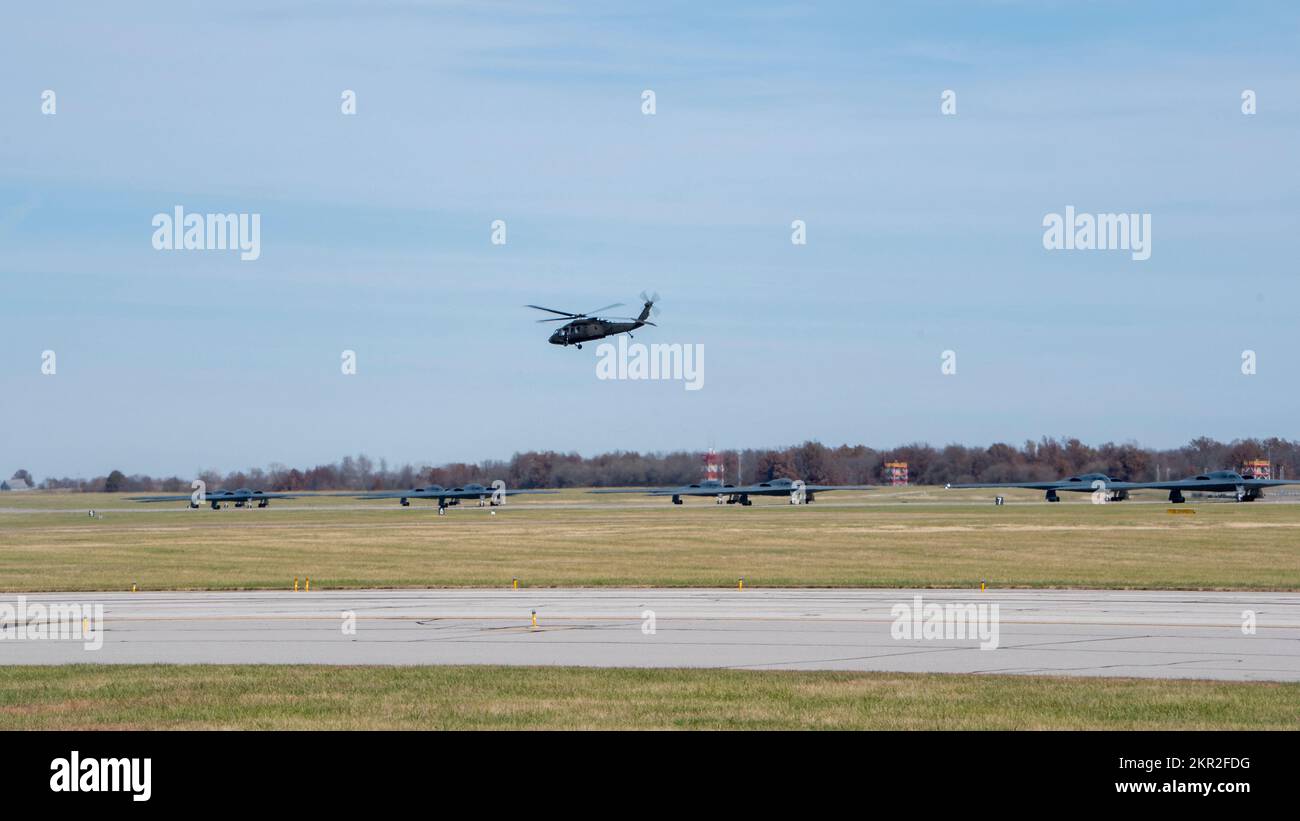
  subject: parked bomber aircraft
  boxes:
[1124,470,1300,503]
[591,477,875,506]
[128,488,299,509]
[354,483,555,514]
[528,291,659,348]
[945,473,1135,503]
[946,470,1300,503]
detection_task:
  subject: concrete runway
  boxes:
[2,588,1297,681]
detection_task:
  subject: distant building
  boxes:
[1,477,31,491]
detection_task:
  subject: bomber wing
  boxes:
[947,481,1089,490]
[355,487,555,500]
[128,494,203,503]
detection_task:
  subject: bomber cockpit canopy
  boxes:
[1196,471,1242,481]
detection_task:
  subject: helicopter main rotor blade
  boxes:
[584,302,624,316]
[536,317,574,323]
[526,304,582,318]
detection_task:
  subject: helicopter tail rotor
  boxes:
[637,291,661,323]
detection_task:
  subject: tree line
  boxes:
[16,436,1297,493]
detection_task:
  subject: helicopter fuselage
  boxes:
[549,319,643,346]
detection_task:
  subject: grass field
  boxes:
[2,488,1299,592]
[1,664,1295,730]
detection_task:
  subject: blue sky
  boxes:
[2,1,1298,478]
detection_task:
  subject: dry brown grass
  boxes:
[2,489,1298,591]
[0,664,1295,730]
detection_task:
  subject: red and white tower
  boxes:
[885,461,909,486]
[704,448,724,483]
[1242,459,1271,480]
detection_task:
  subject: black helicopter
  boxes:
[528,291,659,348]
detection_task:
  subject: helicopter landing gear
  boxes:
[576,343,582,349]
